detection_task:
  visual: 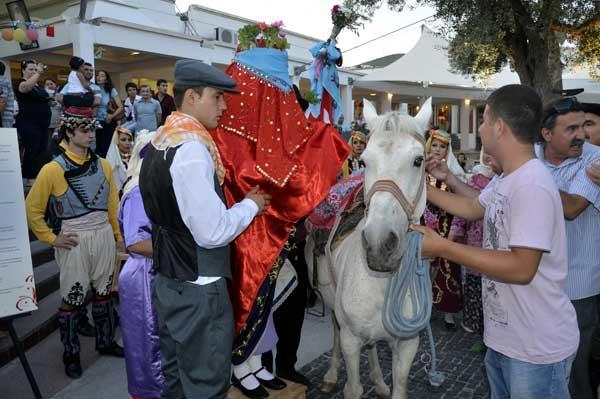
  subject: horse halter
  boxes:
[364,132,427,221]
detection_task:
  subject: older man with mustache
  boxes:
[536,96,600,399]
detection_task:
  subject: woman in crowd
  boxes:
[341,130,367,178]
[457,152,467,170]
[423,129,466,330]
[95,70,123,157]
[118,131,163,399]
[106,125,134,194]
[448,150,498,342]
[16,60,51,188]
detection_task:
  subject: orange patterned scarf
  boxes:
[152,111,225,184]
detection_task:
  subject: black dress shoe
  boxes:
[77,319,95,337]
[444,320,457,331]
[254,367,286,390]
[63,353,82,379]
[97,342,125,357]
[232,374,269,399]
[276,369,310,387]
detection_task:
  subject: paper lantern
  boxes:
[1,28,13,41]
[13,28,27,43]
[26,29,38,41]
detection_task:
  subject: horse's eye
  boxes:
[413,156,424,167]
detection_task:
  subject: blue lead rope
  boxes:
[382,231,445,387]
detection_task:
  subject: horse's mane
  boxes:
[369,111,422,142]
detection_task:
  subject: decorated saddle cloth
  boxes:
[307,171,365,255]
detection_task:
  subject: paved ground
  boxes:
[1,306,489,399]
[302,313,490,399]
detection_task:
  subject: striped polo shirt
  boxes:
[535,143,600,300]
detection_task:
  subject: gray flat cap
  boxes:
[174,59,239,93]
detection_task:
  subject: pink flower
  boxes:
[278,30,286,38]
[257,21,268,31]
[271,20,284,29]
[332,5,341,14]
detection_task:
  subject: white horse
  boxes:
[305,99,432,399]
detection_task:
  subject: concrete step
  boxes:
[30,240,54,268]
[229,379,306,399]
[34,260,60,302]
[0,290,61,367]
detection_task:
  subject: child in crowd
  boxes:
[63,56,95,108]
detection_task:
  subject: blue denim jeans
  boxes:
[485,348,576,399]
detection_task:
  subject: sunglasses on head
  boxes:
[550,97,580,115]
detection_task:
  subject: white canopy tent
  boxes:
[359,25,600,102]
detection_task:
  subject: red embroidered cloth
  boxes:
[211,62,349,333]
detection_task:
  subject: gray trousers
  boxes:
[569,295,600,399]
[152,274,234,399]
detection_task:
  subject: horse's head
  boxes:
[360,98,431,272]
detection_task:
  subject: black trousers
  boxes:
[17,116,50,179]
[95,120,116,158]
[152,274,233,399]
[570,295,600,399]
[263,239,309,372]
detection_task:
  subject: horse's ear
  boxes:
[362,99,378,128]
[414,97,432,133]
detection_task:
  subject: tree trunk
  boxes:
[512,31,563,103]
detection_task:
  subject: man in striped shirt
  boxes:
[535,96,600,399]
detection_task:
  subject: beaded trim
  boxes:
[58,115,100,131]
[221,125,258,143]
[234,60,292,93]
[256,163,297,187]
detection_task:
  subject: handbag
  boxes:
[108,97,124,121]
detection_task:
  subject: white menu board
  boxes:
[0,128,37,319]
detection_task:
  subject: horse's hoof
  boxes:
[375,386,391,399]
[320,381,337,393]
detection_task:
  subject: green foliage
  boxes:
[303,90,320,105]
[237,23,290,52]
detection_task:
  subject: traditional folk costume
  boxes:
[25,107,124,378]
[448,151,495,334]
[211,23,349,396]
[118,132,163,399]
[341,130,367,179]
[139,60,256,399]
[423,130,467,319]
[106,125,134,194]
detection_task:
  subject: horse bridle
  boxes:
[323,131,427,290]
[364,132,427,221]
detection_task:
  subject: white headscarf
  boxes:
[122,130,154,198]
[106,126,133,191]
[472,149,496,179]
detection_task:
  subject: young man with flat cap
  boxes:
[139,59,271,399]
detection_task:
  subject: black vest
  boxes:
[139,144,231,281]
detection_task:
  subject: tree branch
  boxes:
[551,9,600,35]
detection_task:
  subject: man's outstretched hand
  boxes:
[245,186,272,215]
[425,155,449,183]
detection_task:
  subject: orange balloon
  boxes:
[1,28,13,41]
